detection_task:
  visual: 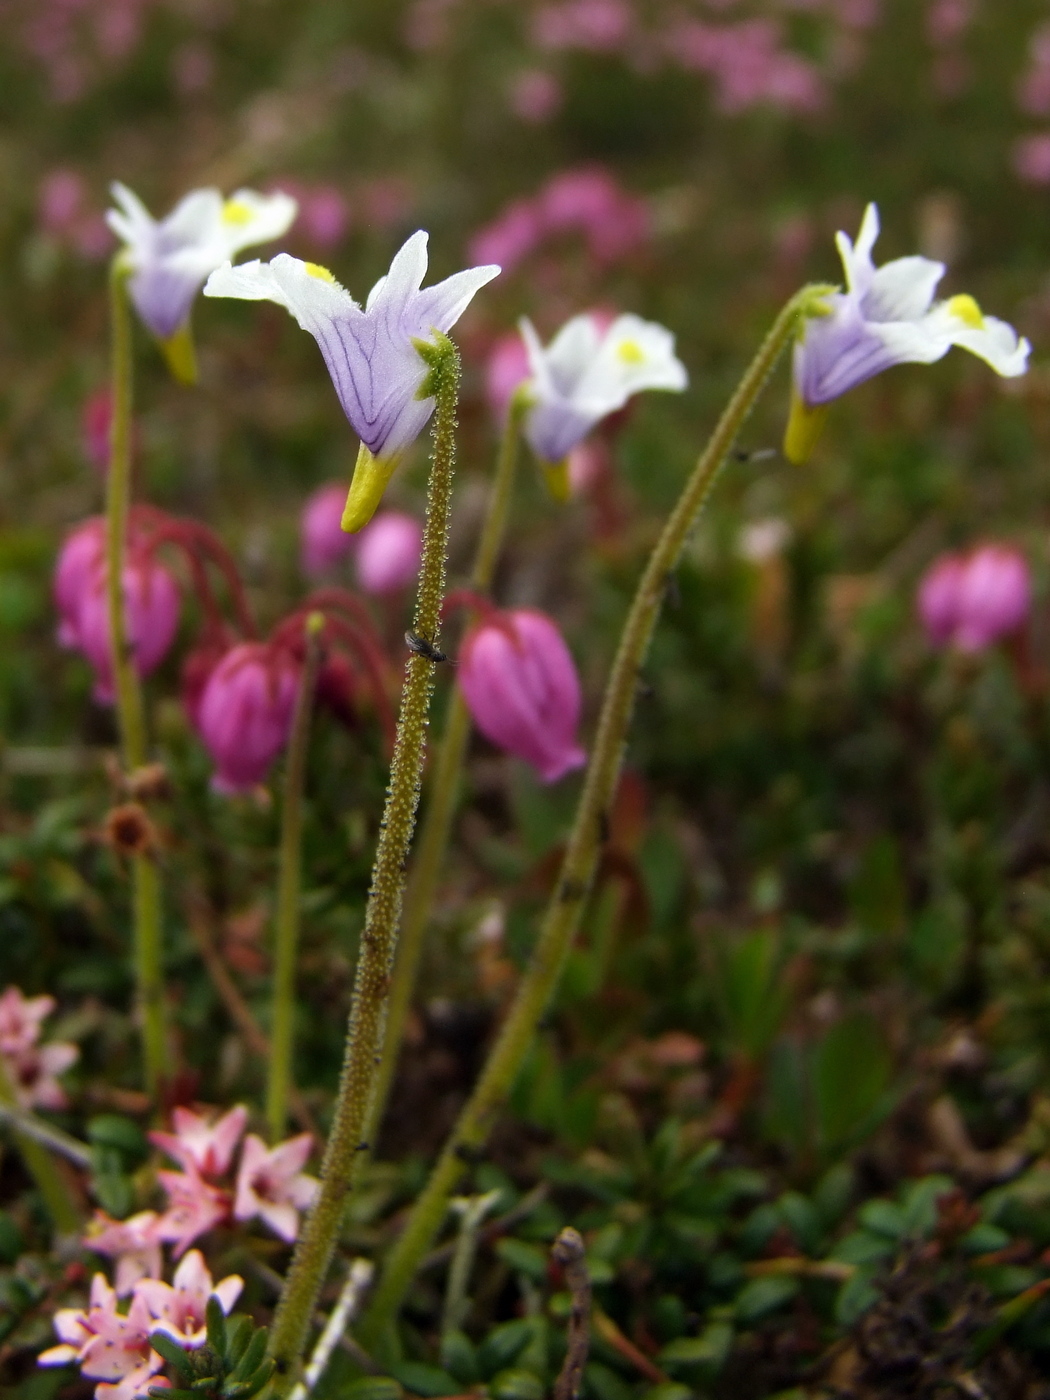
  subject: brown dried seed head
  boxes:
[126,763,171,802]
[103,803,157,857]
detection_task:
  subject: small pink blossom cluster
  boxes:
[37,170,112,260]
[1014,23,1050,185]
[14,0,157,103]
[663,18,824,113]
[917,544,1031,654]
[83,1105,318,1286]
[0,986,78,1111]
[469,166,649,274]
[300,485,423,592]
[39,1251,242,1400]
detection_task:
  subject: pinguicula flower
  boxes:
[203,231,500,530]
[301,482,355,577]
[785,203,1030,463]
[107,182,298,383]
[195,644,300,794]
[458,608,586,783]
[355,511,422,595]
[233,1133,318,1242]
[519,311,688,498]
[54,519,181,704]
[917,544,1031,652]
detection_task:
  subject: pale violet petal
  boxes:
[411,263,502,338]
[366,230,430,312]
[835,203,880,297]
[107,182,155,248]
[519,317,551,391]
[160,189,225,249]
[541,314,605,399]
[864,255,944,323]
[524,399,600,463]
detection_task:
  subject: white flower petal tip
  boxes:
[519,310,687,466]
[107,182,298,348]
[794,204,1030,410]
[341,445,401,534]
[783,392,829,466]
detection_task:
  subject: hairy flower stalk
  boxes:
[107,260,166,1101]
[268,334,461,1383]
[266,615,326,1144]
[358,285,831,1352]
[367,390,528,1143]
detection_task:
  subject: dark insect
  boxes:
[405,630,452,664]
[731,446,777,462]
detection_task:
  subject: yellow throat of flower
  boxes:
[947,294,985,329]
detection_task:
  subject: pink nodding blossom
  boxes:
[54,518,181,703]
[532,0,633,53]
[509,69,563,123]
[484,332,531,422]
[149,1104,248,1179]
[84,1212,162,1297]
[1013,133,1050,186]
[355,512,422,594]
[233,1133,319,1242]
[917,545,1031,653]
[135,1250,243,1349]
[458,609,587,783]
[38,1273,163,1400]
[301,483,355,577]
[195,644,300,794]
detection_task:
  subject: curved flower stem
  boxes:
[0,1056,81,1235]
[268,335,461,1385]
[358,287,823,1353]
[367,394,526,1144]
[106,260,166,1103]
[266,614,326,1144]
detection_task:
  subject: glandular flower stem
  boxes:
[268,335,462,1385]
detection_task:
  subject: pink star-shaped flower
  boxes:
[233,1133,318,1242]
[136,1249,243,1349]
[149,1104,248,1179]
[84,1211,163,1297]
[154,1165,231,1257]
[39,1273,165,1400]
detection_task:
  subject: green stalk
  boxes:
[106,259,166,1101]
[0,1056,80,1235]
[268,335,461,1385]
[358,287,828,1351]
[368,393,526,1141]
[266,615,325,1143]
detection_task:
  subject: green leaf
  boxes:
[488,1369,544,1400]
[495,1238,548,1282]
[339,1380,403,1400]
[439,1329,478,1386]
[148,1332,195,1385]
[205,1297,227,1357]
[660,1320,733,1374]
[477,1319,532,1378]
[734,1276,799,1323]
[718,930,789,1059]
[814,1014,893,1152]
[387,1363,461,1398]
[228,1326,268,1381]
[835,1272,880,1327]
[583,1362,634,1400]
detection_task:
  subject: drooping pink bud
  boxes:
[458,608,586,783]
[54,519,181,702]
[917,544,1030,652]
[300,482,355,577]
[355,512,422,594]
[484,332,531,422]
[195,644,299,794]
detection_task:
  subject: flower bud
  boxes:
[54,519,181,702]
[300,482,355,577]
[917,544,1030,652]
[195,644,299,794]
[458,608,586,783]
[355,511,422,594]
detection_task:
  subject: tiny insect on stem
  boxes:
[405,631,453,664]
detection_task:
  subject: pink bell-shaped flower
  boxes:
[54,518,181,703]
[458,608,586,783]
[195,644,299,794]
[917,543,1031,652]
[300,482,355,577]
[355,511,422,595]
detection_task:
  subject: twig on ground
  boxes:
[0,1103,93,1169]
[420,1182,551,1272]
[289,1259,375,1400]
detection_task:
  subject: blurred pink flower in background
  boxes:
[0,986,78,1111]
[81,390,112,473]
[233,1133,318,1241]
[470,199,544,274]
[37,170,112,259]
[1018,22,1050,115]
[0,987,57,1056]
[277,181,351,250]
[195,644,300,794]
[917,545,1031,652]
[533,0,633,53]
[1013,133,1050,185]
[301,482,355,576]
[667,19,825,113]
[926,0,973,46]
[359,177,414,231]
[84,1212,162,1296]
[355,511,423,595]
[54,519,181,703]
[509,69,564,123]
[149,1104,248,1178]
[459,608,587,783]
[484,332,531,421]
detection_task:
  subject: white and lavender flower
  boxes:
[518,311,687,498]
[106,183,298,382]
[203,232,500,530]
[785,203,1030,463]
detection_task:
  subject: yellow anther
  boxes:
[616,339,646,364]
[305,262,337,284]
[222,200,253,225]
[947,294,985,330]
